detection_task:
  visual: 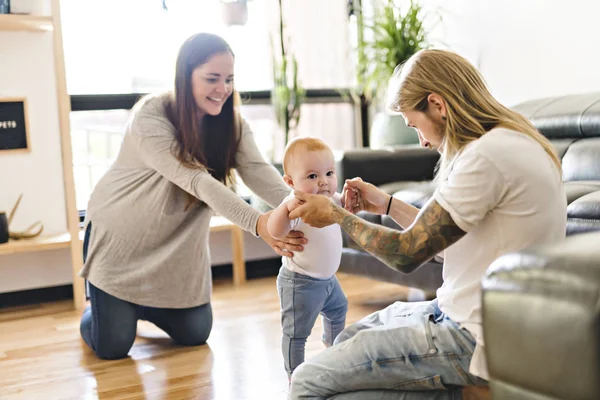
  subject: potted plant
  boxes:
[353,0,432,148]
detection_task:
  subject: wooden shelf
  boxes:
[0,233,72,256]
[0,14,54,32]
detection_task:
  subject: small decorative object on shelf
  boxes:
[6,194,44,240]
[0,0,9,14]
[0,212,8,244]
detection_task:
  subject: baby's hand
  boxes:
[343,182,360,213]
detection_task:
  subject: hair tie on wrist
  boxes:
[386,196,393,215]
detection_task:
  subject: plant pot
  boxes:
[0,212,8,244]
[369,112,419,149]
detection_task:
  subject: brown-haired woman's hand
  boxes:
[343,177,390,215]
[257,212,306,256]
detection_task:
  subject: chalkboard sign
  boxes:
[0,99,30,152]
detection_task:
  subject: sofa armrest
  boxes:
[335,145,439,188]
[482,231,600,400]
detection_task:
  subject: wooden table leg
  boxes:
[230,226,246,285]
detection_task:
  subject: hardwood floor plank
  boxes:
[0,274,409,400]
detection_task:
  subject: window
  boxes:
[71,110,130,210]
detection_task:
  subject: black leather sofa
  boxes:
[335,92,600,292]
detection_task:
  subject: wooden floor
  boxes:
[0,274,412,400]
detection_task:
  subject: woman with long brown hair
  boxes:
[289,49,566,398]
[79,33,303,359]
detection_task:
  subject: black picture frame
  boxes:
[0,98,30,153]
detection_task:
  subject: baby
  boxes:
[268,137,348,380]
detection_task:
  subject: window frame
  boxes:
[70,89,354,111]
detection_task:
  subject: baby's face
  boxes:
[286,149,338,197]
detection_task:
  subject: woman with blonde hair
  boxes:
[289,49,566,398]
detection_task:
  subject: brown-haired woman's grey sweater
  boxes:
[80,94,289,308]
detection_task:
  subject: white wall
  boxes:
[427,0,600,106]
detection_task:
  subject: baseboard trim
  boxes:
[0,285,74,308]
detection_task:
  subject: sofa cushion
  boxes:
[549,138,577,158]
[513,92,600,139]
[335,145,439,189]
[562,137,600,182]
[567,190,600,235]
[564,181,600,203]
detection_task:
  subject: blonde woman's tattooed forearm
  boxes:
[337,200,466,273]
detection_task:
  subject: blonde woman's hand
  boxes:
[289,192,340,228]
[343,177,390,215]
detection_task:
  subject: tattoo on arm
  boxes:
[333,198,466,273]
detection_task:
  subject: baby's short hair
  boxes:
[282,137,331,175]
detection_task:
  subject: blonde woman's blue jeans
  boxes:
[290,299,488,399]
